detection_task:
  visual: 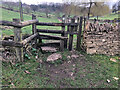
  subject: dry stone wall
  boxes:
[82,21,120,56]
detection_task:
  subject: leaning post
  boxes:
[32,14,37,48]
[62,17,67,48]
[76,16,83,51]
[13,18,23,62]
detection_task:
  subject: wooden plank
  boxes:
[13,19,23,62]
[0,19,38,28]
[21,19,38,27]
[38,34,68,40]
[37,30,78,35]
[0,40,23,47]
[66,31,78,35]
[38,42,60,46]
[36,22,64,26]
[37,29,63,34]
[0,20,21,28]
[68,18,75,51]
[21,33,38,45]
[76,16,83,50]
[36,22,78,26]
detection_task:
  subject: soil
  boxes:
[37,50,92,88]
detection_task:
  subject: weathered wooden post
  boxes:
[67,17,71,32]
[83,17,86,31]
[76,16,83,50]
[61,17,67,49]
[74,16,79,32]
[13,19,23,62]
[68,18,75,51]
[32,14,37,48]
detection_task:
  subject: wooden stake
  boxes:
[68,18,75,51]
[62,19,67,48]
[13,19,23,62]
[32,14,37,48]
[76,16,83,51]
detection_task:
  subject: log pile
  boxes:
[82,21,120,55]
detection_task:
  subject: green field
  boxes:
[0,8,61,36]
[1,7,119,88]
[90,13,118,20]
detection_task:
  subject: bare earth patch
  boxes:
[36,50,118,88]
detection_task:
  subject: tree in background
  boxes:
[24,6,31,14]
[62,0,97,18]
[30,5,38,12]
[62,0,111,19]
[91,2,110,19]
[112,1,120,14]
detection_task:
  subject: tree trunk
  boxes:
[88,1,93,19]
[19,0,23,21]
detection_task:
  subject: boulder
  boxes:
[47,53,62,62]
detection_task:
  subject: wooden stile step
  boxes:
[38,34,68,40]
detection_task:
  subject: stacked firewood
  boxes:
[82,21,119,55]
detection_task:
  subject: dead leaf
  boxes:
[70,72,74,76]
[67,56,71,59]
[71,55,79,58]
[107,79,110,83]
[110,58,117,62]
[11,83,15,88]
[68,61,71,63]
[25,70,31,74]
[113,77,119,80]
[73,64,75,67]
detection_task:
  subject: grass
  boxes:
[1,8,61,36]
[2,50,119,88]
[90,13,118,20]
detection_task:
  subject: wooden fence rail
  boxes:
[0,19,38,28]
[0,40,23,47]
[21,33,38,45]
[37,29,63,34]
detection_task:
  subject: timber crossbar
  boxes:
[0,19,38,28]
[37,29,64,34]
[36,22,64,26]
[36,22,78,26]
[0,40,23,47]
[38,34,68,40]
[21,33,39,45]
[0,33,38,47]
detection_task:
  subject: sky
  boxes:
[3,0,119,8]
